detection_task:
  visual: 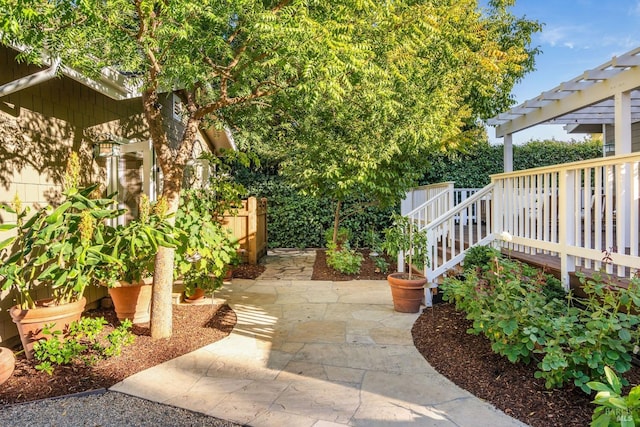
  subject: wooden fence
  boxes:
[222,197,268,264]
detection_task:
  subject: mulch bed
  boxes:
[311,249,396,281]
[231,263,266,279]
[0,262,265,406]
[0,304,236,406]
[412,302,640,427]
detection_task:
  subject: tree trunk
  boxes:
[150,247,175,338]
[332,200,342,246]
[150,179,181,339]
[141,87,200,339]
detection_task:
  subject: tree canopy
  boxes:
[1,0,540,336]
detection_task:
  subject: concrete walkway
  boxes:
[111,251,527,427]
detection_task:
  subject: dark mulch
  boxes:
[231,263,266,279]
[0,304,236,406]
[412,302,640,427]
[311,249,396,281]
[0,262,266,406]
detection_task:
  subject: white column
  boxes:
[614,91,632,249]
[503,133,513,172]
[615,91,632,155]
[558,169,576,290]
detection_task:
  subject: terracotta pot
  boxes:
[9,297,87,360]
[184,287,205,302]
[387,273,427,313]
[0,347,15,385]
[108,279,152,324]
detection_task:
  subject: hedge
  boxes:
[237,138,602,248]
[421,139,602,188]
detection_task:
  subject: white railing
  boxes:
[422,184,494,282]
[492,152,640,286]
[402,152,640,292]
[453,188,481,225]
[401,182,454,216]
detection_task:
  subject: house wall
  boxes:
[0,45,148,346]
[603,122,640,155]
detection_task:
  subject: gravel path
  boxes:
[0,390,244,427]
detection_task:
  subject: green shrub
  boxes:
[324,227,351,247]
[240,175,394,248]
[232,139,601,249]
[463,245,501,271]
[421,138,602,188]
[442,257,640,393]
[588,366,640,426]
[326,242,363,275]
[33,317,134,375]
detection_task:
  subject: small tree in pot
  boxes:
[174,188,239,302]
[98,195,177,324]
[381,213,429,313]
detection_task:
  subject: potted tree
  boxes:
[0,153,122,359]
[174,189,239,303]
[381,213,429,313]
[0,347,15,385]
[99,195,177,324]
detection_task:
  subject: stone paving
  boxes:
[112,251,527,427]
[257,249,317,280]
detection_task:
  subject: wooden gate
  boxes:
[222,197,268,264]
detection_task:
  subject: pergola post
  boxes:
[614,91,632,155]
[614,90,632,249]
[503,133,513,172]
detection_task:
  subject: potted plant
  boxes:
[0,347,15,385]
[98,195,177,323]
[174,189,239,303]
[381,213,429,313]
[0,153,122,358]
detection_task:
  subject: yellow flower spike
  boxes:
[139,194,150,224]
[153,197,168,219]
[12,193,22,214]
[79,210,95,243]
[64,152,81,191]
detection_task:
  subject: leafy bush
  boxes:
[381,214,429,276]
[324,227,351,247]
[326,241,363,275]
[462,245,502,271]
[588,366,640,426]
[421,138,602,188]
[175,189,239,297]
[240,175,394,248]
[233,139,601,249]
[33,317,134,374]
[442,257,640,393]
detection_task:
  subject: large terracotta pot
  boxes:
[0,347,15,385]
[387,273,427,313]
[108,278,152,324]
[184,287,205,303]
[9,297,87,360]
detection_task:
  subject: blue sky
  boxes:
[486,0,640,144]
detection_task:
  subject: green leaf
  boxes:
[587,381,613,393]
[591,413,612,427]
[605,366,623,394]
[45,201,72,224]
[619,329,632,342]
[0,235,16,250]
